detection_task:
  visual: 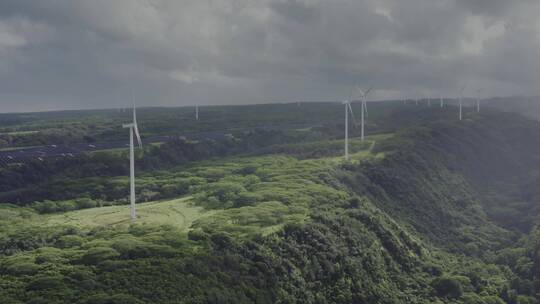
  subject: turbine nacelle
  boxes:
[355,86,373,99]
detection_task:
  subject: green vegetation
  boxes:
[44,197,212,229]
[0,106,539,303]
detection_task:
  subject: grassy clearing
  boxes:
[0,145,41,151]
[0,130,39,136]
[88,148,128,157]
[88,142,164,155]
[319,133,391,163]
[45,197,215,230]
[40,195,303,238]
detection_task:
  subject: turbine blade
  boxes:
[133,107,142,148]
[363,101,369,117]
[355,86,364,98]
[134,124,142,148]
[348,103,357,126]
[135,125,142,147]
[364,87,373,97]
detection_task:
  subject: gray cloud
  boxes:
[0,0,538,112]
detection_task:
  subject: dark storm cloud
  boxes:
[0,0,538,112]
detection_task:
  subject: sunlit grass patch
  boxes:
[44,197,215,230]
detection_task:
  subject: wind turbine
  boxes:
[195,105,199,121]
[440,95,444,108]
[476,88,483,113]
[459,84,467,120]
[122,106,142,220]
[355,86,373,141]
[342,99,357,161]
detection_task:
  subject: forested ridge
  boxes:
[0,110,539,303]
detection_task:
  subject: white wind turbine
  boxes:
[122,106,142,220]
[440,95,444,108]
[459,84,467,120]
[342,99,356,161]
[355,86,373,142]
[476,88,483,113]
[195,105,199,121]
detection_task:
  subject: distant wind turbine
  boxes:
[195,105,199,121]
[440,95,444,108]
[476,88,483,113]
[342,99,356,161]
[122,106,142,220]
[459,84,467,120]
[355,86,373,141]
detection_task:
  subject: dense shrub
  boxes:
[431,276,464,299]
[30,198,100,214]
[26,275,65,291]
[80,247,120,265]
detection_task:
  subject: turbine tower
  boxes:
[342,100,357,161]
[476,88,483,113]
[355,86,373,142]
[195,105,199,121]
[440,95,444,108]
[122,106,142,220]
[459,84,467,121]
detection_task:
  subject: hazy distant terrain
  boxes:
[486,97,540,121]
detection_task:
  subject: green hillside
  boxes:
[1,109,539,303]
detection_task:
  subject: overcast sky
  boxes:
[0,0,539,112]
